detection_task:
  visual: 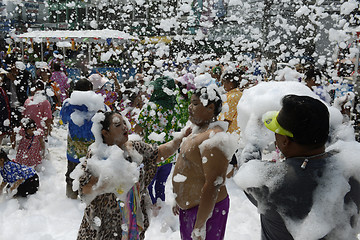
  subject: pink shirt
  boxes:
[15,128,42,167]
[23,94,52,132]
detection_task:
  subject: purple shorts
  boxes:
[179,195,230,240]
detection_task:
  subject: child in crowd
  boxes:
[0,149,39,197]
[14,119,45,168]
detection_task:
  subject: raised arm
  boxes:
[157,127,192,163]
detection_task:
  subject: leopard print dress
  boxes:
[77,141,158,240]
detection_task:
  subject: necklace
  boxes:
[292,152,327,170]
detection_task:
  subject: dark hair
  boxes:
[22,118,36,130]
[74,78,93,91]
[0,149,10,162]
[53,62,61,72]
[100,111,121,132]
[194,87,223,117]
[221,69,244,88]
[305,68,322,82]
[33,80,45,91]
[278,94,329,148]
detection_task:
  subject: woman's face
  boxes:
[103,113,129,147]
[188,95,214,126]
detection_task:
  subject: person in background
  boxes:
[118,78,144,134]
[239,94,360,240]
[218,69,243,135]
[48,50,66,74]
[88,72,120,110]
[14,118,44,168]
[60,78,106,199]
[172,86,230,240]
[36,64,61,112]
[2,58,32,148]
[0,148,39,197]
[218,69,244,178]
[304,67,331,103]
[0,68,11,145]
[50,62,69,104]
[136,76,181,211]
[22,80,53,138]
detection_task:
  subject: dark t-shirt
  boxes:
[246,153,360,240]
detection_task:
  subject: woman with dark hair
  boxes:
[75,111,191,240]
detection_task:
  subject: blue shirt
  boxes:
[0,161,36,183]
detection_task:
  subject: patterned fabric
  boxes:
[177,92,192,128]
[67,135,94,163]
[50,71,69,103]
[137,103,180,166]
[218,88,242,134]
[23,93,52,132]
[60,96,104,163]
[15,128,43,167]
[77,141,158,240]
[96,88,118,110]
[48,58,66,72]
[0,160,36,183]
[120,184,142,240]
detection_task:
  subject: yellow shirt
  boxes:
[219,88,242,134]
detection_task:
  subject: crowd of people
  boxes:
[0,46,359,240]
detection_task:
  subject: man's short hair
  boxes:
[278,94,329,147]
[74,78,93,91]
[194,86,223,117]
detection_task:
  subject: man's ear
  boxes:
[207,103,215,114]
[101,129,109,140]
[283,136,292,147]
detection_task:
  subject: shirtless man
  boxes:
[173,86,230,240]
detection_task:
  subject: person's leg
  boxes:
[65,160,78,199]
[15,174,39,197]
[154,163,172,202]
[179,196,230,240]
[10,108,22,149]
[205,196,230,240]
[179,206,198,240]
[147,167,158,204]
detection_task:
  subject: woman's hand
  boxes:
[172,204,180,216]
[183,127,192,138]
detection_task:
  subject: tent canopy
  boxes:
[15,29,139,43]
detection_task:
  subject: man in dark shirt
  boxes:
[240,94,360,240]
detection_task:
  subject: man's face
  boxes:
[188,95,214,126]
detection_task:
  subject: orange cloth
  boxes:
[219,88,242,134]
